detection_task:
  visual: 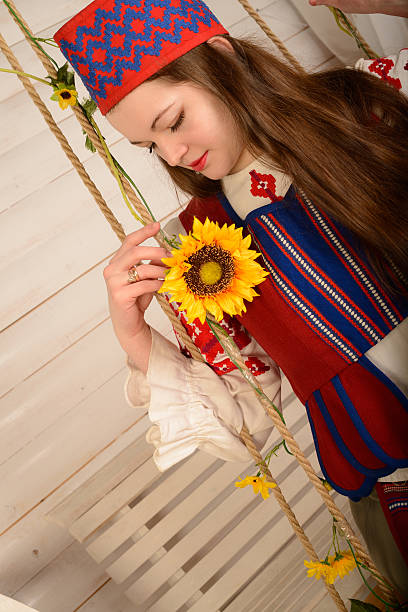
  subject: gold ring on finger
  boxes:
[127,265,140,283]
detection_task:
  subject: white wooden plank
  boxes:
[223,496,349,612]
[0,369,147,534]
[86,452,219,562]
[0,262,108,396]
[145,476,304,612]
[286,26,333,71]
[46,436,153,529]
[0,416,151,596]
[71,458,159,543]
[107,459,248,583]
[12,541,109,612]
[0,594,39,612]
[58,577,135,612]
[127,425,314,606]
[0,0,91,47]
[0,322,134,465]
[110,412,310,585]
[186,486,320,612]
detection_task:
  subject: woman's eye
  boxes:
[170,111,185,133]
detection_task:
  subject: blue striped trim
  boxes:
[332,371,408,468]
[300,192,400,327]
[305,400,376,501]
[313,389,392,478]
[259,213,382,344]
[252,232,360,362]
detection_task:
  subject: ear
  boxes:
[206,36,235,54]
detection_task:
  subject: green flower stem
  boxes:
[113,157,157,222]
[329,7,379,59]
[0,67,51,86]
[35,37,59,48]
[346,540,399,610]
[87,115,143,224]
[2,0,60,70]
[81,108,174,247]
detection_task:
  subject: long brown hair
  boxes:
[148,36,408,288]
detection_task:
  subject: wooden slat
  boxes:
[46,436,153,529]
[86,452,219,562]
[0,0,90,47]
[71,458,159,543]
[0,370,145,533]
[107,459,250,583]
[0,413,151,596]
[145,479,304,612]
[112,415,309,585]
[0,323,130,464]
[126,431,313,606]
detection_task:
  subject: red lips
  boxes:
[189,151,208,172]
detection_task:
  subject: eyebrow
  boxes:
[129,102,175,145]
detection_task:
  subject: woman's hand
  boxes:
[308,0,408,17]
[103,222,169,373]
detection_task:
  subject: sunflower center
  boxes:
[184,245,235,296]
[60,90,72,99]
[199,261,222,285]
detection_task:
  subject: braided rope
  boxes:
[236,0,305,73]
[0,33,126,243]
[239,424,347,611]
[333,8,377,59]
[2,2,396,605]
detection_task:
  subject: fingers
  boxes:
[105,222,171,280]
[109,263,168,289]
[114,245,170,272]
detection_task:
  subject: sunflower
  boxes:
[235,475,277,500]
[50,85,78,110]
[159,217,268,324]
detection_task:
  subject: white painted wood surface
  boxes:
[1,1,399,610]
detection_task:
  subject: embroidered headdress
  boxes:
[54,0,228,115]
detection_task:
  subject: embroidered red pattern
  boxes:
[250,171,282,202]
[368,57,402,90]
[166,297,270,377]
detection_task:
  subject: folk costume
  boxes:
[54,0,408,592]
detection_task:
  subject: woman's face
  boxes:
[106,78,253,179]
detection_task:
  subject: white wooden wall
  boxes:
[0,1,396,610]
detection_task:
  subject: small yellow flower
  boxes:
[159,217,268,324]
[304,551,356,584]
[304,558,331,581]
[50,86,78,110]
[326,552,356,583]
[235,475,277,500]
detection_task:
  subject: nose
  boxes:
[157,139,188,167]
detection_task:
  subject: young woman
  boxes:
[54,0,408,596]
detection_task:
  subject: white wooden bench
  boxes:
[46,399,357,611]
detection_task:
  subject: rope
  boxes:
[236,0,306,73]
[239,424,347,611]
[2,2,397,606]
[0,32,126,243]
[333,8,377,59]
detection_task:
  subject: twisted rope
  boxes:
[239,424,347,611]
[236,0,306,73]
[2,1,396,606]
[0,32,126,243]
[332,8,377,58]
